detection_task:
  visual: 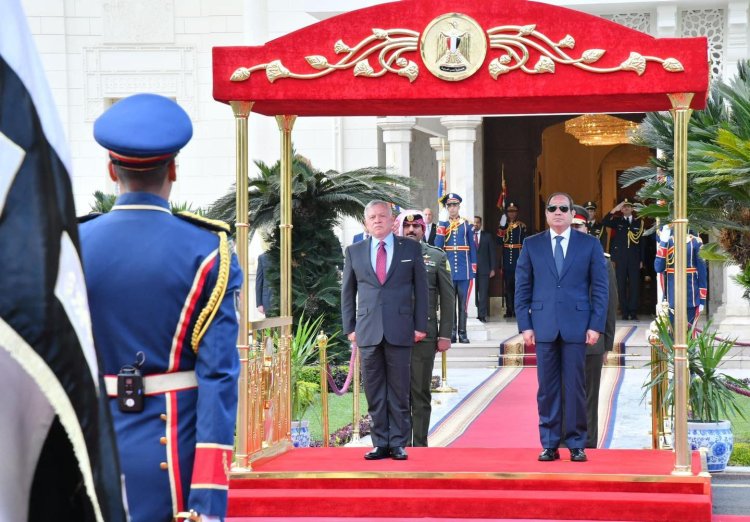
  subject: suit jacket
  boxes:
[341,235,428,347]
[255,252,273,312]
[474,229,497,276]
[588,259,618,355]
[515,229,608,343]
[352,232,368,244]
[424,223,437,246]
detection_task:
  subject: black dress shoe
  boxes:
[538,448,560,461]
[364,447,390,460]
[390,447,408,460]
[458,332,470,343]
[503,312,512,318]
[570,448,588,462]
[621,314,629,321]
[630,313,638,320]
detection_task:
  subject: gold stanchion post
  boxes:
[229,101,253,472]
[668,92,694,476]
[317,330,330,447]
[433,352,457,393]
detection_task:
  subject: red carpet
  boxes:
[448,368,538,447]
[229,448,712,521]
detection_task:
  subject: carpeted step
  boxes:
[230,475,706,495]
[227,487,712,521]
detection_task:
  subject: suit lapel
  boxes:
[384,236,402,284]
[559,230,581,280]
[541,230,558,279]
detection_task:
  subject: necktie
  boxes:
[474,231,479,247]
[376,240,387,284]
[554,235,564,276]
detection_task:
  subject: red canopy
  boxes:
[212,0,708,116]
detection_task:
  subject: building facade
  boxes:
[22,0,750,325]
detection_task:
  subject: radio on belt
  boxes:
[118,352,145,413]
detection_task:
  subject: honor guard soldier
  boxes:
[584,201,608,252]
[435,193,476,343]
[397,211,454,447]
[79,94,243,522]
[497,202,526,318]
[654,225,707,326]
[602,198,645,320]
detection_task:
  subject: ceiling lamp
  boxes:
[564,114,639,146]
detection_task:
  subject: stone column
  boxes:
[712,265,750,337]
[441,116,483,338]
[377,116,417,177]
[725,2,749,78]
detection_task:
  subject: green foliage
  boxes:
[621,60,750,297]
[90,191,116,213]
[290,313,325,421]
[643,314,750,423]
[88,191,204,215]
[205,153,417,359]
[729,443,750,466]
[297,366,320,385]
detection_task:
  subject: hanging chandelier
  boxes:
[564,114,639,146]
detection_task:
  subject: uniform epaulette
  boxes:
[78,212,102,224]
[175,211,231,233]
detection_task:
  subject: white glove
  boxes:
[699,304,705,313]
[439,207,448,222]
[499,214,507,227]
[658,224,671,243]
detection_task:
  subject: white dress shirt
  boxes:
[550,226,571,257]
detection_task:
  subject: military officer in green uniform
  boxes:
[398,210,454,447]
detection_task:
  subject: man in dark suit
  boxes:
[573,206,618,448]
[341,200,428,461]
[515,192,608,463]
[473,216,497,322]
[255,251,273,316]
[352,223,369,244]
[602,198,645,320]
[423,207,437,246]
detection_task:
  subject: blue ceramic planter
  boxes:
[291,420,311,448]
[687,420,733,473]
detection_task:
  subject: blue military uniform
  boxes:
[583,201,608,252]
[434,193,476,343]
[497,202,526,318]
[654,227,707,325]
[80,94,243,522]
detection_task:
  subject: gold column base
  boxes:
[433,382,458,393]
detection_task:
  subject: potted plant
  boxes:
[289,313,326,447]
[644,303,750,472]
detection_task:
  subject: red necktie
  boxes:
[474,231,479,247]
[376,240,387,284]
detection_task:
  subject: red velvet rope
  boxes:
[325,344,358,396]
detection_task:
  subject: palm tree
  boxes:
[205,154,417,357]
[620,60,750,298]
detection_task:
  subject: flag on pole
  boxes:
[0,1,126,521]
[437,158,447,204]
[496,164,507,210]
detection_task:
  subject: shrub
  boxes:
[729,442,750,466]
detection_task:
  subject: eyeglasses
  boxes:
[546,205,570,213]
[446,202,459,207]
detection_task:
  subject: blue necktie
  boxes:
[554,235,564,276]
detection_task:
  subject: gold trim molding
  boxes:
[229,16,685,83]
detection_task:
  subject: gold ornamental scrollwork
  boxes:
[230,28,420,83]
[486,24,685,79]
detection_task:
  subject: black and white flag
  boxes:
[0,1,126,521]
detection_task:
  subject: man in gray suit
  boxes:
[342,200,428,460]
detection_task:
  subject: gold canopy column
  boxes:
[668,92,693,476]
[276,115,297,440]
[230,101,253,472]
